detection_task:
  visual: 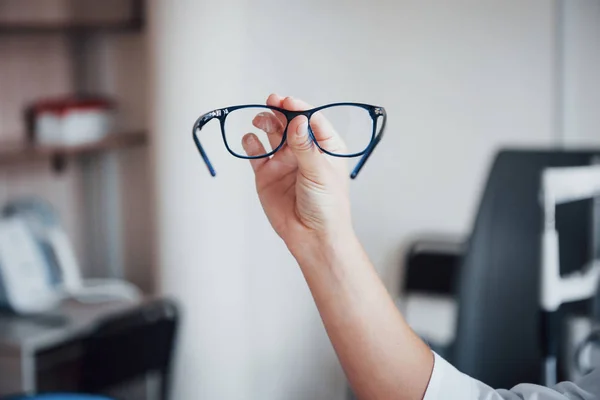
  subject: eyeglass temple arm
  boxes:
[350,108,387,179]
[192,111,218,177]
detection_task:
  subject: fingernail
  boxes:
[243,134,255,146]
[296,121,308,137]
[256,112,270,120]
[257,113,274,132]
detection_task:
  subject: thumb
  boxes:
[287,118,324,178]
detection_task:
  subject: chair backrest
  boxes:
[451,149,600,388]
[80,298,179,398]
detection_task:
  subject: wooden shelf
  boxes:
[0,21,144,34]
[0,0,145,35]
[0,131,148,168]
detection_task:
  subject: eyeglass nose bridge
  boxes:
[279,110,315,140]
[279,109,313,121]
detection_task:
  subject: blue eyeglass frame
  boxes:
[192,102,387,179]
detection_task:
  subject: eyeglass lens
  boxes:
[223,106,286,157]
[309,105,374,156]
[223,105,375,157]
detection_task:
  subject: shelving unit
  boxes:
[0,0,147,171]
[0,0,149,283]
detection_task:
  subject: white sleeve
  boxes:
[423,352,600,400]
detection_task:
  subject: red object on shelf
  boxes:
[25,96,117,146]
[29,97,115,117]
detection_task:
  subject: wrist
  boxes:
[289,228,364,272]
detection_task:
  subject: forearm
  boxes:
[292,232,434,400]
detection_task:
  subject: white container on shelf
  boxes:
[61,107,113,146]
[35,110,63,145]
[30,97,115,146]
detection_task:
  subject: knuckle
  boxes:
[294,137,313,152]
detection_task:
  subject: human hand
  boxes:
[242,94,355,259]
[243,96,434,400]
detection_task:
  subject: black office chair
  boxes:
[451,149,600,388]
[400,238,463,359]
[79,298,179,400]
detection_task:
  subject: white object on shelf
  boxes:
[33,101,114,146]
[0,218,61,314]
[44,219,141,304]
[35,111,62,145]
[61,108,113,145]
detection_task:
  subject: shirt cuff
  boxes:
[423,351,475,400]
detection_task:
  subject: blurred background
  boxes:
[0,0,599,399]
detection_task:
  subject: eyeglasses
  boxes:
[192,102,387,179]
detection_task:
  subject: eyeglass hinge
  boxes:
[374,107,384,115]
[211,109,228,118]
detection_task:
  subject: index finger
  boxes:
[266,93,288,127]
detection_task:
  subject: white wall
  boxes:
[561,0,600,147]
[150,1,560,399]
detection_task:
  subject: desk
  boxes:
[0,298,177,399]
